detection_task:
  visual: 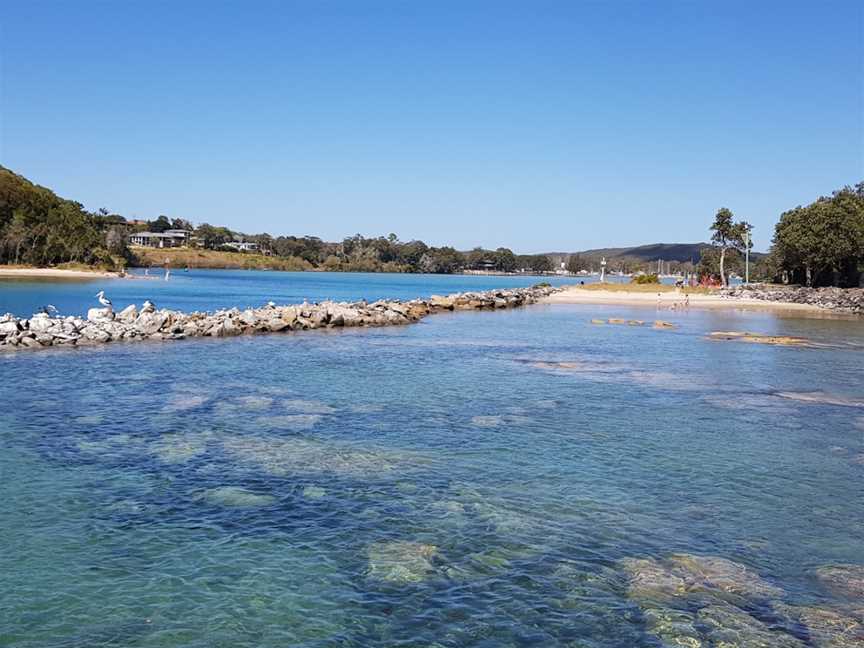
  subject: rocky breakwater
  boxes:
[0,284,563,352]
[720,284,864,313]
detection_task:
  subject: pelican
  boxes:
[142,300,156,313]
[95,291,113,309]
[41,304,59,316]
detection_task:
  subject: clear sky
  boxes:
[1,1,861,252]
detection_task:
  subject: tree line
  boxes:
[2,164,862,285]
[701,183,863,287]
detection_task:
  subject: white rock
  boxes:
[87,307,114,323]
[116,304,138,323]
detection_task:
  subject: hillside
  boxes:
[544,243,709,263]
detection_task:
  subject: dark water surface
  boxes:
[2,299,862,647]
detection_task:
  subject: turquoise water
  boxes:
[2,281,863,646]
[0,270,594,318]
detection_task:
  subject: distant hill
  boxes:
[575,243,710,263]
[544,243,710,264]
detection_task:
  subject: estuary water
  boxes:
[0,270,588,318]
[2,275,863,647]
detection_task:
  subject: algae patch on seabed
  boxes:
[234,395,274,410]
[197,485,277,508]
[366,541,438,584]
[255,414,323,430]
[163,393,210,412]
[150,432,211,463]
[222,434,425,478]
[282,399,337,414]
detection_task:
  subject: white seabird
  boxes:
[95,291,113,310]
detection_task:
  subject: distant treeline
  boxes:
[1,165,861,285]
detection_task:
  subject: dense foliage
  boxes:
[768,184,864,287]
[631,273,660,285]
[0,166,120,268]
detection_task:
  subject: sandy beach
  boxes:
[542,286,827,313]
[0,267,120,279]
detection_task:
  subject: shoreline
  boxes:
[0,267,121,279]
[541,286,839,314]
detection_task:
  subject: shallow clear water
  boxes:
[2,297,863,646]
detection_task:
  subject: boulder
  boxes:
[116,304,138,323]
[135,311,168,335]
[87,307,114,323]
[430,295,455,310]
[28,314,54,333]
[0,320,21,337]
[81,326,111,343]
[20,335,41,348]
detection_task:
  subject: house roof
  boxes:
[131,231,186,238]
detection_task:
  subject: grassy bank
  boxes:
[129,247,312,271]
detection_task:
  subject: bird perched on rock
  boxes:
[41,304,59,316]
[142,300,156,313]
[266,301,276,308]
[95,291,113,311]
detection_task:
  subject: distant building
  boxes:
[128,230,190,248]
[224,240,259,252]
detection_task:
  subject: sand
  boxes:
[0,267,120,279]
[542,286,826,313]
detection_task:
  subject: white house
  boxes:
[224,240,259,252]
[128,230,190,248]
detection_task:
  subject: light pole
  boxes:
[744,224,752,284]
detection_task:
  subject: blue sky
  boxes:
[1,1,861,252]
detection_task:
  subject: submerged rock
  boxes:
[641,607,703,648]
[697,603,805,647]
[774,603,864,648]
[620,553,784,603]
[816,564,864,599]
[707,331,823,348]
[620,557,688,601]
[667,553,785,599]
[775,392,864,408]
[366,541,438,583]
[199,486,276,508]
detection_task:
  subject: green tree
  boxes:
[771,184,864,286]
[709,207,748,286]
